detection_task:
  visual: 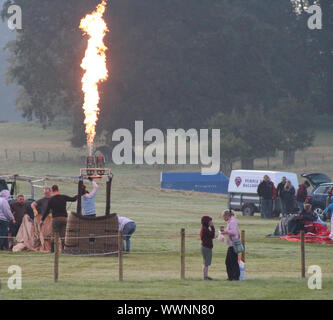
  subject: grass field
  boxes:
[0,122,332,300]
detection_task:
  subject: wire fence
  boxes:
[1,229,331,286]
[0,149,87,164]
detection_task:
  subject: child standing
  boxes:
[200,216,215,280]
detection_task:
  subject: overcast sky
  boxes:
[0,0,22,122]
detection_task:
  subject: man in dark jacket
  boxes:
[41,185,77,251]
[296,181,310,212]
[277,177,287,216]
[200,216,215,280]
[257,175,275,219]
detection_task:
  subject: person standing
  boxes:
[41,185,77,251]
[281,181,296,215]
[296,181,310,212]
[81,179,99,217]
[9,195,26,248]
[325,187,333,220]
[31,187,53,251]
[200,216,215,280]
[257,175,275,219]
[0,190,16,250]
[277,177,287,216]
[31,187,52,217]
[322,197,333,231]
[118,216,136,253]
[221,210,240,281]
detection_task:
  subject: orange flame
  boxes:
[80,0,109,155]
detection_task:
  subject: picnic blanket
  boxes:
[280,222,333,245]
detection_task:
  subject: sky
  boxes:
[0,0,22,122]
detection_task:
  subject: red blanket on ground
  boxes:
[280,222,333,244]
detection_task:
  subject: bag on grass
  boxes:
[238,257,246,280]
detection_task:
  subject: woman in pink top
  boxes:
[221,210,240,281]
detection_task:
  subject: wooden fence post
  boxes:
[19,151,22,162]
[301,230,305,278]
[118,230,123,281]
[33,151,36,162]
[5,149,8,160]
[241,230,246,262]
[54,232,59,283]
[180,228,185,280]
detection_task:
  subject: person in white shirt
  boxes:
[118,216,136,252]
[81,179,99,217]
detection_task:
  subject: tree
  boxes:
[273,97,315,166]
[207,105,282,170]
[1,0,329,153]
[1,0,101,133]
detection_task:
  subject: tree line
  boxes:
[1,0,332,169]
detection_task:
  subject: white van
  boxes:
[228,170,299,216]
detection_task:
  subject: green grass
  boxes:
[0,122,333,300]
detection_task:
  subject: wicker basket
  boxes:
[64,212,118,255]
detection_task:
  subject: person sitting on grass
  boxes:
[200,216,215,280]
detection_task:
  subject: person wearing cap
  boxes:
[0,190,16,250]
[200,216,215,280]
[300,202,316,221]
[301,199,327,228]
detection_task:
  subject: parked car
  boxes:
[228,170,299,217]
[228,171,332,218]
[302,173,333,218]
[0,178,16,196]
